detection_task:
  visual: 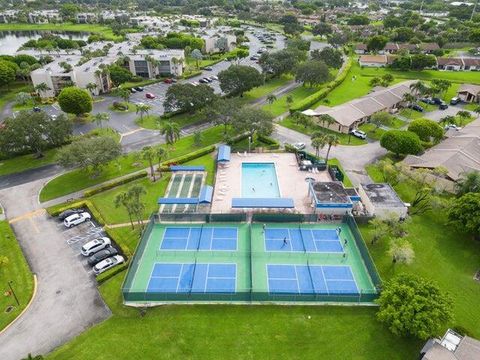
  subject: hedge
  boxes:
[83,171,148,197]
[46,199,106,226]
[160,145,216,170]
[290,57,353,113]
[96,262,128,284]
[226,132,250,145]
[182,70,202,79]
[257,134,280,150]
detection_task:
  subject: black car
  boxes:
[439,102,448,110]
[203,66,213,71]
[58,208,84,221]
[134,87,144,92]
[32,106,41,112]
[409,104,424,112]
[431,97,442,105]
[87,246,118,266]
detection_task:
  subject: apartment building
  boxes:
[28,10,61,24]
[0,10,19,24]
[203,34,236,53]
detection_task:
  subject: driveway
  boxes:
[423,105,469,122]
[272,125,386,185]
[0,178,111,360]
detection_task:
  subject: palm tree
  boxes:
[457,110,472,125]
[141,146,156,181]
[324,134,340,163]
[93,112,110,128]
[286,95,294,108]
[311,134,326,157]
[86,82,97,97]
[409,81,427,98]
[402,93,416,108]
[439,115,456,126]
[266,94,277,105]
[318,114,335,129]
[473,105,480,117]
[136,103,152,121]
[34,82,51,97]
[455,171,480,196]
[156,147,168,178]
[159,121,181,145]
[114,88,131,104]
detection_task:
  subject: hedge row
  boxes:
[182,70,203,79]
[290,57,353,113]
[257,134,280,150]
[160,145,216,170]
[46,199,106,226]
[83,171,148,197]
[226,132,250,145]
[96,262,128,284]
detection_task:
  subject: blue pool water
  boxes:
[241,163,280,198]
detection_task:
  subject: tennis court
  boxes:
[122,219,380,304]
[267,264,358,295]
[147,263,236,293]
[160,226,238,251]
[264,227,344,253]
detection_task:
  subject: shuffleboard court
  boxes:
[160,226,238,251]
[267,264,358,295]
[147,263,237,293]
[264,227,344,253]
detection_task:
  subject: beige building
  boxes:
[358,183,407,220]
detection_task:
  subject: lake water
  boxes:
[0,30,89,55]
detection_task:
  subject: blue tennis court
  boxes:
[267,264,358,294]
[147,263,237,293]
[264,228,344,253]
[160,227,238,251]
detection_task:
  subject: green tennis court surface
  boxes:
[122,220,378,304]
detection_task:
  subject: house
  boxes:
[382,42,399,54]
[358,55,387,67]
[398,43,418,53]
[0,10,18,23]
[419,42,440,54]
[437,57,464,71]
[404,118,480,183]
[462,57,480,71]
[302,81,415,133]
[457,84,480,102]
[28,10,61,24]
[76,13,97,24]
[420,329,480,360]
[203,34,236,53]
[358,183,407,220]
[354,43,368,55]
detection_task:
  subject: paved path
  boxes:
[0,178,111,360]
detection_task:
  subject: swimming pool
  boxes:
[241,163,280,198]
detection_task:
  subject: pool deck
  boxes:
[211,153,331,213]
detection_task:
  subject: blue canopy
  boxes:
[231,198,295,208]
[198,185,213,204]
[217,145,231,162]
[169,165,205,171]
[157,198,199,204]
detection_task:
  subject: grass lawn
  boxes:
[0,22,123,41]
[359,123,385,141]
[327,158,353,187]
[278,116,367,146]
[242,75,293,103]
[0,148,57,177]
[398,108,424,120]
[262,85,320,117]
[108,102,136,113]
[389,117,406,129]
[137,112,207,130]
[0,83,32,112]
[0,221,34,331]
[39,126,224,202]
[46,227,421,360]
[363,163,480,338]
[89,153,216,224]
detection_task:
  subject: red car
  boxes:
[145,92,156,99]
[164,78,173,84]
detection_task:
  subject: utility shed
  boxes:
[358,183,407,219]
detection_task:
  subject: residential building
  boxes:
[358,55,387,67]
[382,42,399,54]
[76,13,97,24]
[457,84,480,102]
[420,329,480,360]
[203,34,237,53]
[0,10,19,24]
[302,81,415,133]
[28,10,61,24]
[419,42,440,54]
[126,50,185,78]
[354,43,368,55]
[462,57,480,71]
[437,57,464,71]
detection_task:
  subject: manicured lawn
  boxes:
[39,126,224,202]
[399,108,424,120]
[47,227,421,360]
[0,83,32,112]
[242,75,293,102]
[0,148,57,177]
[359,123,385,141]
[262,85,320,117]
[327,158,353,187]
[278,116,367,146]
[89,153,216,224]
[0,22,123,41]
[389,117,406,129]
[137,112,206,130]
[363,163,480,338]
[0,221,34,331]
[135,114,159,129]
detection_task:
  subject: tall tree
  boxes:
[218,65,264,97]
[34,82,51,97]
[295,60,331,87]
[142,146,157,181]
[455,171,480,196]
[136,103,152,120]
[58,87,93,116]
[324,134,340,163]
[448,193,480,238]
[232,107,273,137]
[93,112,110,128]
[159,121,181,145]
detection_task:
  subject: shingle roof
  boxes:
[458,83,480,96]
[359,55,387,64]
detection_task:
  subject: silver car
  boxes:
[81,237,111,257]
[93,255,125,275]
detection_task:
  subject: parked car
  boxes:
[349,129,367,139]
[32,106,41,112]
[164,78,173,84]
[203,66,213,71]
[250,56,259,60]
[133,87,144,92]
[145,92,156,99]
[439,102,448,110]
[64,212,91,228]
[431,97,442,105]
[445,124,462,131]
[450,97,461,105]
[409,104,424,112]
[81,237,111,257]
[130,88,137,93]
[420,98,435,105]
[87,246,118,266]
[199,78,210,84]
[292,142,306,151]
[58,208,84,221]
[208,76,218,81]
[93,255,125,275]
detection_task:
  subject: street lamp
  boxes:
[8,280,19,306]
[248,136,251,153]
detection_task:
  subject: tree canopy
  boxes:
[163,83,216,113]
[408,118,444,143]
[58,87,93,115]
[448,193,480,237]
[295,60,331,87]
[218,65,264,97]
[380,130,423,156]
[232,107,273,136]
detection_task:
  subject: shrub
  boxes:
[380,130,423,156]
[407,118,443,143]
[257,134,280,149]
[96,262,128,284]
[161,145,216,169]
[46,200,106,225]
[83,171,148,197]
[58,87,93,115]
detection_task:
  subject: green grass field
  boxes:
[137,112,206,130]
[0,221,34,331]
[46,226,421,360]
[364,163,480,337]
[39,127,224,202]
[0,149,57,177]
[278,116,367,146]
[262,85,320,117]
[0,82,32,112]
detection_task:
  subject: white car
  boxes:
[93,255,125,275]
[63,212,91,228]
[292,142,306,151]
[445,124,462,131]
[81,237,111,257]
[350,129,367,139]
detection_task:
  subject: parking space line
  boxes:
[9,209,46,224]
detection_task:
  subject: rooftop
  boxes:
[310,181,351,205]
[360,183,405,208]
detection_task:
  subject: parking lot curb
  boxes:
[0,274,38,336]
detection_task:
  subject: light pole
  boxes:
[8,281,19,306]
[248,136,251,153]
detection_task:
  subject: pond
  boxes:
[0,30,89,55]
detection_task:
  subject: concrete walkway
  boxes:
[0,177,111,360]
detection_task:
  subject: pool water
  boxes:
[241,163,280,198]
